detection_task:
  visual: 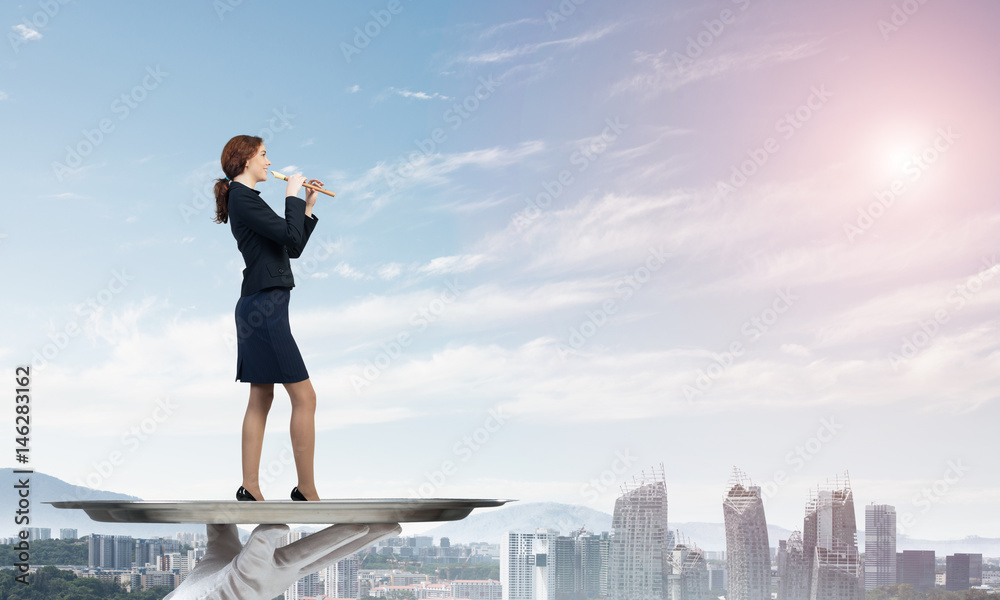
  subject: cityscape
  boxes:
[2,466,996,600]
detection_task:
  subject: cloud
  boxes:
[333,261,369,281]
[615,40,824,96]
[479,18,543,39]
[463,24,619,64]
[12,24,41,41]
[378,263,403,281]
[417,254,487,276]
[385,87,452,101]
[0,91,8,101]
[347,85,361,93]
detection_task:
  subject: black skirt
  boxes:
[234,287,309,384]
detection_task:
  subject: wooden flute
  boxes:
[271,170,336,197]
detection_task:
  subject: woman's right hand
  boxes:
[285,173,306,198]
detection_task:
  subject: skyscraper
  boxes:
[864,504,896,591]
[325,555,360,599]
[946,553,983,591]
[502,528,558,600]
[666,537,709,600]
[776,532,809,600]
[88,534,133,570]
[723,469,771,600]
[896,550,935,592]
[609,464,670,600]
[802,474,862,600]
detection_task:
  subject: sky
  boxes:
[2,0,999,542]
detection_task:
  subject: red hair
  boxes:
[213,134,264,224]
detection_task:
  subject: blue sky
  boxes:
[3,0,1000,541]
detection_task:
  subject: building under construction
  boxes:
[608,464,670,600]
[801,473,863,600]
[776,531,810,600]
[666,533,710,600]
[723,468,771,600]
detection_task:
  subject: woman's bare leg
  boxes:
[241,383,274,500]
[284,378,319,500]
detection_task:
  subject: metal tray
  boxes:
[47,498,513,525]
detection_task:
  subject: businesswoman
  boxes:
[213,134,325,501]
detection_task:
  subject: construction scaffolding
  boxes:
[723,467,771,600]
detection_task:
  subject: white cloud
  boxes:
[12,24,41,41]
[378,263,403,281]
[417,254,487,276]
[0,91,8,101]
[333,261,368,281]
[347,85,361,93]
[464,24,618,64]
[615,40,824,96]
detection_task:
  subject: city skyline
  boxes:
[3,0,1000,545]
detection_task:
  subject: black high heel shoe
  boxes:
[236,486,258,501]
[291,487,308,501]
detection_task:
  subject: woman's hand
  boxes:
[304,179,325,208]
[285,173,306,198]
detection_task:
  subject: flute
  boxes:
[271,171,336,198]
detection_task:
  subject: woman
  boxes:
[213,134,325,501]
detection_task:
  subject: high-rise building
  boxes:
[502,528,558,600]
[864,504,896,591]
[946,553,983,591]
[776,532,809,600]
[666,539,709,600]
[554,534,581,600]
[27,528,51,541]
[325,555,360,599]
[88,534,133,569]
[579,532,607,598]
[896,550,935,592]
[60,528,77,540]
[609,464,670,600]
[723,469,771,600]
[802,474,862,600]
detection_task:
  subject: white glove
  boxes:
[164,521,401,600]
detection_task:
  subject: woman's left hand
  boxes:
[305,179,325,206]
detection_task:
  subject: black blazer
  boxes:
[228,181,318,297]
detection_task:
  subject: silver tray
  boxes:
[47,498,513,524]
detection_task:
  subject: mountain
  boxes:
[1,469,207,539]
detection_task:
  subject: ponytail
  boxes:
[213,134,264,224]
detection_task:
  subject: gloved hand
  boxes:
[164,521,401,600]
